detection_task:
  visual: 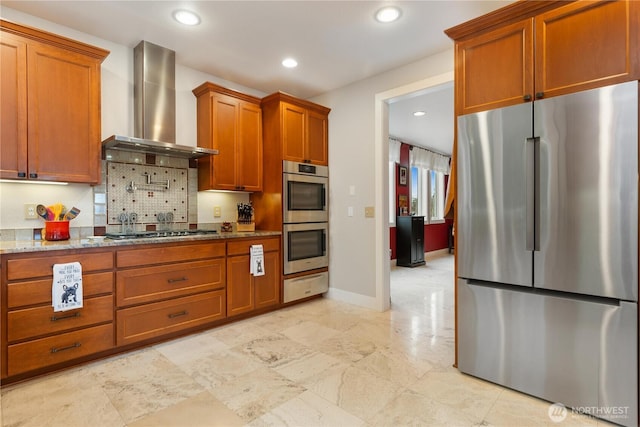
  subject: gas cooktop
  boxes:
[105,229,218,240]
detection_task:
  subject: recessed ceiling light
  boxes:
[282,58,298,68]
[173,9,201,26]
[413,111,426,117]
[375,6,401,23]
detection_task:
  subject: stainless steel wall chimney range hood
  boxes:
[102,41,218,159]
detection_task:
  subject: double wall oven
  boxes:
[282,160,329,302]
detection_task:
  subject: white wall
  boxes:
[312,50,454,309]
[0,7,261,230]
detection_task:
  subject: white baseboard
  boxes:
[325,287,383,311]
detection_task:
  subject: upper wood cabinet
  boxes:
[455,19,534,114]
[535,1,639,99]
[193,82,263,192]
[448,0,640,115]
[262,92,330,166]
[0,20,109,184]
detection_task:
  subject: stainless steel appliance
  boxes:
[102,41,217,159]
[105,229,217,240]
[457,81,638,427]
[283,222,328,275]
[283,160,328,223]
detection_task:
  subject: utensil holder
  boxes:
[44,220,70,241]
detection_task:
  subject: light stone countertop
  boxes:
[0,230,281,255]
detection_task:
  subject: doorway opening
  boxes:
[373,71,453,311]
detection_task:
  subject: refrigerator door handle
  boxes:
[525,137,540,251]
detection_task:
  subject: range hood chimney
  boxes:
[103,41,218,159]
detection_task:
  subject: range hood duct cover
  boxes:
[134,40,175,143]
[102,41,217,159]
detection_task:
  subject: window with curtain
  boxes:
[389,138,401,225]
[409,146,449,224]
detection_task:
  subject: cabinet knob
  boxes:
[523,94,532,102]
[29,173,38,178]
[535,92,545,99]
[17,172,26,178]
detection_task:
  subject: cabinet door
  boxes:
[282,102,306,162]
[211,94,239,191]
[27,41,102,183]
[411,218,424,264]
[0,32,28,180]
[254,250,280,309]
[306,109,328,165]
[535,0,640,99]
[456,19,534,114]
[238,101,263,191]
[226,255,254,316]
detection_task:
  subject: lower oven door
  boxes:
[283,222,328,274]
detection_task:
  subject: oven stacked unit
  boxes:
[281,160,329,302]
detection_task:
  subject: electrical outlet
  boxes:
[24,204,38,219]
[364,206,375,218]
[213,206,221,218]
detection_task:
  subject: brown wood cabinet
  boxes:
[262,92,330,166]
[448,0,640,115]
[0,20,109,183]
[193,82,263,192]
[115,241,226,345]
[1,235,283,383]
[226,237,281,317]
[2,250,115,378]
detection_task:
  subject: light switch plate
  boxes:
[213,206,221,218]
[364,206,375,218]
[348,207,354,217]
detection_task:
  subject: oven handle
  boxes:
[322,229,326,253]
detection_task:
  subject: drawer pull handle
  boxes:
[168,310,188,319]
[167,277,187,283]
[51,312,81,321]
[51,342,81,353]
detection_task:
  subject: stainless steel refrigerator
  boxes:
[457,81,638,427]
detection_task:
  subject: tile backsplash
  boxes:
[106,162,189,224]
[95,150,199,233]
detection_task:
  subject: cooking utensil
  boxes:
[36,204,49,220]
[63,206,81,220]
[49,203,65,221]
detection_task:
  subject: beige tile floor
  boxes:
[1,253,613,426]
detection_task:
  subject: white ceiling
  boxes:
[2,0,513,154]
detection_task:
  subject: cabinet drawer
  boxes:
[7,272,113,308]
[8,295,113,342]
[116,290,225,346]
[7,323,114,376]
[116,259,225,307]
[117,242,225,268]
[6,252,114,281]
[283,272,328,303]
[227,237,279,256]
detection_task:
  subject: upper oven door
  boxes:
[283,173,328,224]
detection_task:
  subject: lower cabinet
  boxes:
[8,324,114,376]
[114,241,227,346]
[1,235,284,383]
[396,216,426,267]
[116,290,226,346]
[227,237,281,317]
[2,250,115,378]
